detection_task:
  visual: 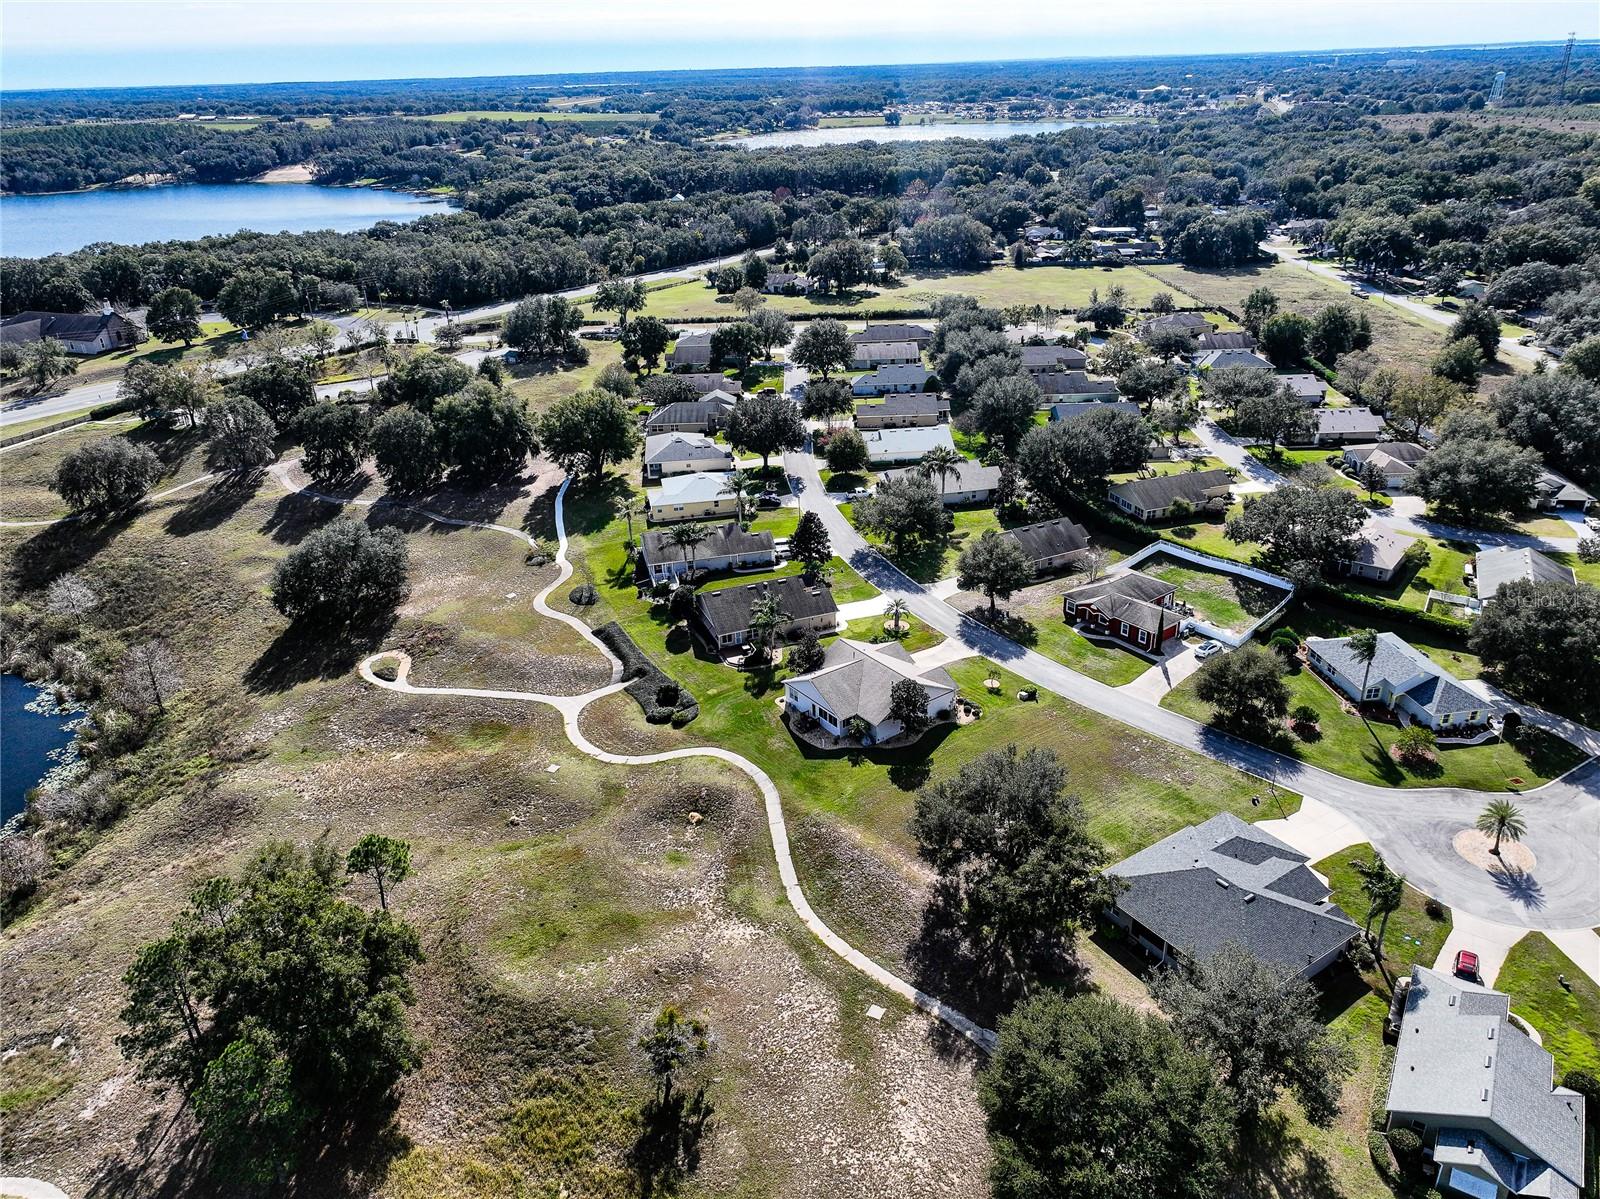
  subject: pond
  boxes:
[0,182,455,258]
[1,674,82,825]
[731,120,1121,149]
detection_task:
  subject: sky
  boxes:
[3,0,1595,92]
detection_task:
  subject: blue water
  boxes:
[0,182,454,258]
[733,120,1120,149]
[1,674,79,824]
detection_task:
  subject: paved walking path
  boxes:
[782,446,1600,931]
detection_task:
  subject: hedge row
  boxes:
[1303,356,1339,386]
[594,621,699,726]
[1057,489,1162,548]
[1308,582,1473,642]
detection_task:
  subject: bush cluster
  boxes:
[594,621,699,725]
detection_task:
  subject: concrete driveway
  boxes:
[1256,797,1367,863]
[1433,911,1533,988]
[782,445,1600,931]
[1119,640,1205,702]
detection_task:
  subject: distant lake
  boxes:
[1,675,80,825]
[732,120,1116,149]
[0,182,454,258]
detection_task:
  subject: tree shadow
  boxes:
[258,489,347,545]
[85,1103,211,1199]
[1489,865,1545,910]
[526,473,634,542]
[628,1086,713,1199]
[243,614,397,694]
[163,476,264,537]
[4,508,137,592]
[1230,1107,1344,1199]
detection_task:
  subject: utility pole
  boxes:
[1559,32,1576,103]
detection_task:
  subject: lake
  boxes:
[732,120,1117,149]
[0,182,455,258]
[1,674,81,825]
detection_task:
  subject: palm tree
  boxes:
[721,470,754,524]
[746,594,789,663]
[668,521,708,582]
[1348,628,1380,713]
[622,499,641,550]
[917,444,963,501]
[885,597,910,638]
[1476,799,1527,858]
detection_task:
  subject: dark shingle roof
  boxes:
[0,309,139,344]
[1020,345,1088,370]
[1108,813,1359,974]
[640,522,773,569]
[645,402,726,430]
[1109,468,1233,512]
[1194,330,1258,352]
[1003,517,1090,564]
[696,575,838,636]
[854,393,944,418]
[848,323,932,345]
[1035,370,1119,397]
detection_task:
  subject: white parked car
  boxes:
[1194,640,1225,660]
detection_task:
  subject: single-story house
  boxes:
[669,330,714,371]
[1343,442,1428,491]
[643,432,734,479]
[1020,344,1089,374]
[1034,370,1122,402]
[1532,468,1595,513]
[1196,349,1274,372]
[696,575,839,649]
[850,340,921,370]
[1023,224,1062,243]
[1106,812,1361,979]
[848,323,933,349]
[1306,631,1486,730]
[1193,330,1258,354]
[852,364,932,397]
[1004,517,1091,574]
[644,471,738,524]
[1108,468,1234,521]
[1136,313,1212,343]
[639,522,776,584]
[853,393,948,429]
[1387,965,1586,1199]
[1049,399,1144,424]
[1087,225,1139,240]
[0,305,144,355]
[645,402,731,435]
[862,425,958,467]
[1281,373,1329,404]
[1292,406,1386,447]
[676,373,742,399]
[1061,571,1181,651]
[784,638,956,745]
[763,271,813,295]
[879,458,1002,506]
[1336,529,1416,584]
[1474,546,1576,602]
[1455,279,1489,300]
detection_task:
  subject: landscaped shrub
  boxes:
[789,631,824,673]
[1424,897,1446,921]
[1500,709,1523,742]
[1291,703,1320,726]
[1268,629,1301,660]
[1386,1127,1423,1172]
[1367,1131,1395,1181]
[569,583,598,606]
[594,621,698,725]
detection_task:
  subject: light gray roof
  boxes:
[787,638,954,725]
[1109,468,1233,512]
[1315,406,1385,438]
[646,470,733,506]
[1280,373,1328,400]
[1388,966,1586,1196]
[1306,632,1480,720]
[1475,546,1577,601]
[862,425,957,461]
[645,402,727,430]
[675,373,742,396]
[1050,400,1142,423]
[1342,529,1414,573]
[1107,812,1359,973]
[1138,313,1211,338]
[1534,468,1595,506]
[643,431,733,467]
[853,340,921,364]
[855,363,931,389]
[1196,349,1273,371]
[640,522,773,569]
[879,458,1003,497]
[1344,441,1428,468]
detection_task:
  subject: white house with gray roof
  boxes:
[879,459,1003,506]
[784,639,957,745]
[643,432,734,479]
[1305,632,1487,731]
[861,425,957,467]
[1475,546,1577,603]
[1105,812,1360,979]
[1387,965,1586,1199]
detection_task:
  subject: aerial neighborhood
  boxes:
[1,23,1597,1199]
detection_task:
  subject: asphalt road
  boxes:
[783,447,1600,931]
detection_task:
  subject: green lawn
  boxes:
[1022,612,1154,686]
[1162,606,1586,791]
[842,613,945,655]
[590,266,1174,323]
[1137,552,1291,633]
[1549,550,1600,588]
[550,474,1297,863]
[1497,934,1600,1077]
[1314,844,1453,981]
[1336,535,1477,613]
[1246,446,1393,507]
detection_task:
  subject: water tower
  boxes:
[1488,70,1506,107]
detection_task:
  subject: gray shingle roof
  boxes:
[1107,812,1359,973]
[854,364,931,390]
[853,340,921,364]
[645,402,727,431]
[1004,517,1090,564]
[696,575,839,638]
[1388,966,1586,1196]
[1020,345,1088,370]
[1061,571,1179,637]
[1137,313,1211,338]
[640,522,773,570]
[0,309,139,344]
[1049,400,1142,423]
[848,323,932,345]
[1315,406,1385,438]
[1306,631,1480,721]
[1194,330,1258,352]
[1475,546,1577,601]
[787,638,954,725]
[1196,349,1273,371]
[854,393,944,418]
[675,373,742,396]
[879,459,1003,497]
[1108,468,1233,512]
[643,432,733,466]
[1035,370,1120,397]
[1345,441,1428,467]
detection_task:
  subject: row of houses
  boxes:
[1342,441,1594,515]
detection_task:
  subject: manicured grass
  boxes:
[505,341,622,417]
[553,474,1294,862]
[591,266,1173,323]
[1022,612,1153,686]
[1334,534,1476,613]
[1314,844,1453,981]
[697,555,875,604]
[1161,608,1586,791]
[842,613,945,655]
[1246,446,1393,508]
[1497,933,1600,1077]
[1548,550,1600,588]
[1137,552,1291,633]
[1108,456,1226,484]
